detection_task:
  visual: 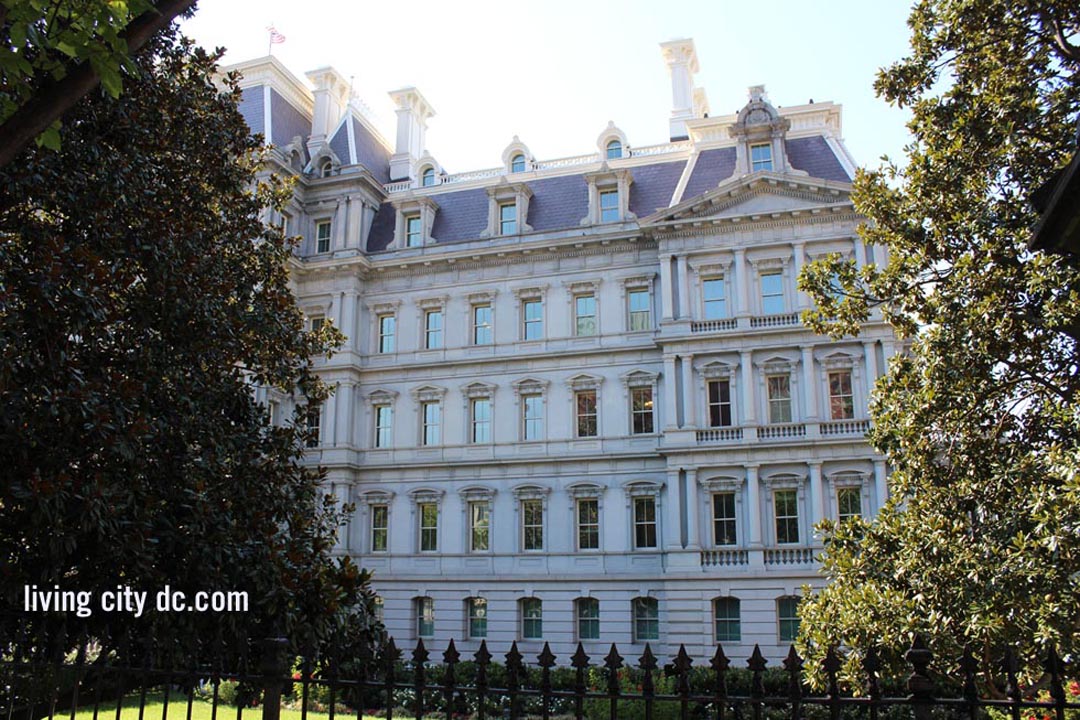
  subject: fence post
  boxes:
[261,637,289,720]
[905,635,934,720]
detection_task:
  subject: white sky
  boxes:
[181,0,915,174]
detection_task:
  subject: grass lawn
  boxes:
[70,692,381,720]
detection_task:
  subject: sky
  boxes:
[181,0,916,175]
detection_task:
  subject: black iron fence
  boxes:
[3,633,1080,720]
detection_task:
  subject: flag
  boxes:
[267,26,286,44]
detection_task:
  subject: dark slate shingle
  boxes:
[367,202,396,252]
[682,147,736,200]
[269,89,311,149]
[353,118,392,185]
[237,87,264,137]
[629,160,685,217]
[527,174,589,232]
[786,136,851,182]
[328,120,350,164]
[429,188,490,244]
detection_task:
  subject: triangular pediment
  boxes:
[642,171,854,227]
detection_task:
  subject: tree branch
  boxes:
[0,0,197,169]
[1042,12,1080,63]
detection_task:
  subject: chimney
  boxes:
[388,87,436,182]
[660,38,702,142]
[305,67,350,156]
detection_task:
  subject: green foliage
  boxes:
[0,27,373,660]
[796,0,1080,688]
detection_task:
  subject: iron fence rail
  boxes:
[3,634,1080,720]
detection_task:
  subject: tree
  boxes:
[0,0,196,168]
[0,27,373,657]
[796,0,1080,686]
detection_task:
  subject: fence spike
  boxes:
[443,638,460,666]
[671,645,693,695]
[538,642,556,669]
[1045,646,1067,720]
[413,638,429,666]
[1004,647,1021,720]
[784,646,803,701]
[571,643,591,671]
[958,644,978,702]
[572,642,590,720]
[604,644,624,696]
[474,640,490,720]
[748,645,767,698]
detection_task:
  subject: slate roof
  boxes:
[237,87,264,137]
[367,202,397,252]
[628,161,686,217]
[327,116,392,184]
[682,148,737,200]
[785,136,851,182]
[269,89,311,149]
[427,188,489,244]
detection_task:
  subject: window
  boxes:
[778,597,800,643]
[419,502,438,551]
[421,167,436,187]
[707,379,733,427]
[767,375,792,424]
[828,370,855,420]
[371,505,388,552]
[267,399,279,426]
[523,300,543,340]
[634,497,657,549]
[373,596,384,624]
[279,213,291,237]
[522,394,543,441]
[305,404,320,448]
[469,502,490,551]
[421,401,441,445]
[599,189,619,223]
[606,139,622,159]
[473,304,493,345]
[309,316,325,333]
[628,289,651,331]
[416,597,434,638]
[374,405,393,448]
[576,498,599,550]
[378,314,396,353]
[774,489,799,544]
[320,159,333,178]
[467,598,487,638]
[499,203,517,235]
[631,387,654,435]
[837,487,861,522]
[714,597,741,642]
[424,310,443,349]
[712,493,737,545]
[464,398,490,443]
[510,154,526,173]
[575,389,598,438]
[751,143,773,172]
[521,598,542,639]
[521,499,544,550]
[633,597,659,642]
[760,272,785,314]
[316,220,332,253]
[703,278,727,319]
[405,215,422,247]
[577,598,599,640]
[575,294,597,336]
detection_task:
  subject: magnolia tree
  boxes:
[796,0,1080,687]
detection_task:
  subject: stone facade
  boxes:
[227,38,893,663]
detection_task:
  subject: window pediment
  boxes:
[408,487,445,503]
[821,351,857,370]
[566,373,603,391]
[358,490,395,505]
[512,377,549,396]
[417,295,448,310]
[763,473,806,489]
[623,481,663,499]
[366,389,399,405]
[699,361,738,379]
[566,483,605,499]
[410,384,447,402]
[367,299,401,314]
[699,476,744,492]
[462,382,497,399]
[621,369,659,388]
[512,484,550,501]
[513,284,548,300]
[459,486,496,501]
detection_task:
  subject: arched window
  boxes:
[421,166,436,187]
[319,159,333,178]
[510,153,526,173]
[606,139,623,159]
[713,597,741,642]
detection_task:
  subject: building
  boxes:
[228,38,895,663]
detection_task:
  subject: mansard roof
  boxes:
[327,115,392,184]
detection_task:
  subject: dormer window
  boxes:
[500,203,517,235]
[606,139,623,159]
[510,154,526,173]
[600,190,620,223]
[392,195,439,249]
[581,166,634,225]
[319,159,333,178]
[406,215,422,247]
[482,181,533,238]
[421,167,436,187]
[751,143,773,171]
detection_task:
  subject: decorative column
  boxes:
[739,350,756,425]
[677,255,690,319]
[665,469,682,550]
[808,461,824,532]
[874,460,888,511]
[746,464,762,546]
[660,255,675,321]
[682,354,695,428]
[663,355,679,429]
[734,248,749,316]
[853,237,867,267]
[341,290,358,351]
[324,386,338,447]
[801,346,818,420]
[863,340,879,393]
[685,467,700,550]
[793,242,809,309]
[334,382,354,447]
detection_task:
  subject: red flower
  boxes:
[1069,681,1080,697]
[292,672,302,680]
